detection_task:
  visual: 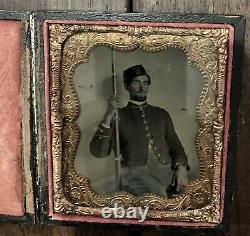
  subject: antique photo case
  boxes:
[34,12,245,231]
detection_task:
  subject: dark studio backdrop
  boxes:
[0,1,249,236]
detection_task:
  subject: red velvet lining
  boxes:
[0,21,24,216]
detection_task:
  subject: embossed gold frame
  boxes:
[48,21,232,224]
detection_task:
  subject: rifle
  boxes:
[111,49,122,191]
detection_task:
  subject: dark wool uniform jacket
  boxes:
[90,102,189,169]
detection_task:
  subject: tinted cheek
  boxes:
[131,84,139,92]
[128,86,137,95]
[143,84,149,91]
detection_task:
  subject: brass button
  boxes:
[145,126,148,131]
[150,140,154,144]
[143,120,147,124]
[99,136,103,139]
[141,114,145,118]
[154,146,157,150]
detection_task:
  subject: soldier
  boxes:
[90,65,189,196]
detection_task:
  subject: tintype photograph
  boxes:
[74,47,201,197]
[44,15,239,227]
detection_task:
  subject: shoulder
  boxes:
[118,105,130,112]
[148,105,172,120]
[148,104,169,114]
[118,105,131,118]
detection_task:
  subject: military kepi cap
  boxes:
[123,65,151,85]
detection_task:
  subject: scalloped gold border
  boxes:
[49,23,228,223]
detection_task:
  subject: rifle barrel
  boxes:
[112,50,122,191]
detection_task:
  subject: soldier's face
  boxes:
[126,75,150,102]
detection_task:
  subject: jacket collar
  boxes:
[127,101,149,109]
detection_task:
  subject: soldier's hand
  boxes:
[173,165,188,193]
[108,94,120,115]
[103,95,120,126]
